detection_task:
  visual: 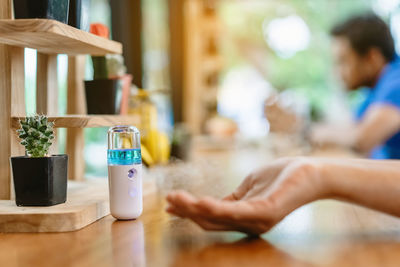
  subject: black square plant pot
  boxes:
[13,0,70,24]
[85,79,122,114]
[68,0,90,31]
[11,155,68,206]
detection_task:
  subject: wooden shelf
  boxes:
[202,55,223,74]
[0,178,157,233]
[0,19,122,55]
[11,115,140,129]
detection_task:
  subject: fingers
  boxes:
[166,191,276,234]
[167,193,236,231]
[168,191,265,221]
[194,197,275,234]
[226,158,295,201]
[166,190,197,212]
[222,174,253,201]
[195,196,273,222]
[167,206,230,230]
[222,193,238,201]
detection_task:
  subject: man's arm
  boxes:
[354,104,400,153]
[312,104,400,155]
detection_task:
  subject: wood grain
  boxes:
[66,56,86,115]
[66,56,86,181]
[10,46,25,117]
[0,2,26,200]
[0,46,26,199]
[0,19,122,55]
[0,45,11,199]
[36,53,59,155]
[66,128,85,181]
[36,53,58,115]
[0,0,12,200]
[183,0,203,134]
[11,115,140,129]
[9,46,26,200]
[168,0,185,123]
[0,178,157,233]
[1,147,400,266]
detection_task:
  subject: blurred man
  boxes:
[312,13,400,159]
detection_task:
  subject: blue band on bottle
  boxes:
[107,149,142,165]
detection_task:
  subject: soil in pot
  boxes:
[85,79,122,114]
[11,155,68,206]
[13,0,70,23]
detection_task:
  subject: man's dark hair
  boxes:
[331,13,396,62]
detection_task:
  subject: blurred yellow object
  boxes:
[128,89,158,131]
[141,143,155,166]
[121,134,133,149]
[158,132,170,164]
[129,89,171,165]
[145,129,159,163]
[143,129,170,165]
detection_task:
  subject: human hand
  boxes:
[310,123,356,148]
[166,157,328,235]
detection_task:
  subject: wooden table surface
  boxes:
[1,140,400,267]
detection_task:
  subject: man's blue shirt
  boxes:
[356,57,400,159]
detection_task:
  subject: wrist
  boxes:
[318,160,342,199]
[288,157,330,201]
[309,159,332,200]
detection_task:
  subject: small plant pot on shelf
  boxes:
[68,0,90,31]
[13,0,70,23]
[85,79,122,114]
[11,155,68,207]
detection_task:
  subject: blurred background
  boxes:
[22,0,400,177]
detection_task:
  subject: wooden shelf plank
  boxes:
[202,55,223,74]
[0,19,122,55]
[11,115,140,129]
[0,178,157,233]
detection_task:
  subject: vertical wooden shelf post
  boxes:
[169,0,222,134]
[168,0,184,124]
[36,53,59,155]
[0,0,25,199]
[36,53,58,115]
[183,0,204,134]
[66,55,86,181]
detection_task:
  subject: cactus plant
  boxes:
[16,115,55,158]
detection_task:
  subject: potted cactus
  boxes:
[84,23,131,114]
[10,115,68,206]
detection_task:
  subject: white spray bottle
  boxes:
[107,126,143,220]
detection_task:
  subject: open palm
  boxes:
[166,158,325,235]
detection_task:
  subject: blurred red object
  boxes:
[118,74,132,115]
[90,23,109,39]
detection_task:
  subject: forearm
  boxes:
[311,123,357,148]
[321,159,400,216]
[353,105,400,154]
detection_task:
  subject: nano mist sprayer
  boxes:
[107,126,143,220]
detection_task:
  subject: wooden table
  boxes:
[1,143,400,267]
